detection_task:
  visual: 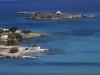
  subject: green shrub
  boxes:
[8,34,15,39]
[22,29,31,33]
[27,45,31,47]
[33,44,38,47]
[14,33,23,41]
[9,47,19,53]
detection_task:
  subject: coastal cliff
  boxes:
[13,11,94,20]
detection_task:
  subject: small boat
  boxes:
[22,56,36,59]
[22,56,41,59]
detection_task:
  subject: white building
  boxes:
[33,46,49,52]
[56,11,62,15]
[33,46,41,50]
[15,30,21,33]
[3,29,9,32]
[1,35,8,40]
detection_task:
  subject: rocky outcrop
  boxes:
[12,11,94,20]
[27,13,94,19]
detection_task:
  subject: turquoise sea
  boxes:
[0,0,100,75]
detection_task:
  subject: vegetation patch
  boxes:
[9,47,19,53]
[22,29,31,33]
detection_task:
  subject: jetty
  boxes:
[13,11,94,20]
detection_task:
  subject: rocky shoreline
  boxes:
[22,32,52,38]
[12,11,94,20]
[0,32,51,45]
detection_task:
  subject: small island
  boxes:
[13,11,94,19]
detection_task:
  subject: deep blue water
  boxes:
[0,0,100,75]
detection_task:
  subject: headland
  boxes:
[0,26,51,45]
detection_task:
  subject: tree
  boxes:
[8,34,15,39]
[14,33,23,41]
[9,47,19,53]
[33,44,38,47]
[9,26,18,33]
[22,29,31,33]
[0,29,4,34]
[7,39,19,46]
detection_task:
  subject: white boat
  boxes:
[22,56,36,59]
[22,56,41,59]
